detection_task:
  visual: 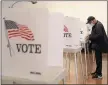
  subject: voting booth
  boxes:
[63,16,85,84]
[64,16,81,46]
[2,4,66,84]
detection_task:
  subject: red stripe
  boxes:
[19,28,29,30]
[8,35,20,38]
[22,37,34,40]
[20,31,33,36]
[20,32,33,35]
[21,35,33,38]
[8,35,20,37]
[8,32,20,35]
[21,36,34,40]
[20,32,34,38]
[8,31,19,33]
[21,34,34,37]
[20,27,34,37]
[21,34,34,38]
[20,29,32,32]
[8,30,19,33]
[19,29,32,33]
[8,32,19,36]
[19,28,33,34]
[9,35,34,40]
[8,34,34,40]
[8,30,19,32]
[8,33,21,35]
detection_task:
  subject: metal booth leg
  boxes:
[74,53,78,84]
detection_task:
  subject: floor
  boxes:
[63,52,108,84]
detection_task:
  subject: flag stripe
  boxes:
[20,32,33,35]
[8,35,21,38]
[5,20,34,40]
[9,35,34,40]
[21,36,34,39]
[8,33,20,35]
[8,30,19,33]
[20,34,34,38]
[21,37,34,41]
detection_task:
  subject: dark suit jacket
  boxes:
[89,21,108,53]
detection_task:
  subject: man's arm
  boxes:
[89,24,103,41]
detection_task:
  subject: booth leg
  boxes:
[84,43,88,79]
[69,54,71,80]
[74,53,78,84]
[87,43,91,75]
[80,51,85,84]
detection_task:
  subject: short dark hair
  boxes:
[86,16,95,24]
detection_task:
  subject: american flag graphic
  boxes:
[4,20,34,41]
[64,25,68,32]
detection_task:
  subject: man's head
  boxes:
[86,16,97,26]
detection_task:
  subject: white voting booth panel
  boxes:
[71,18,81,46]
[63,17,84,84]
[79,21,88,41]
[64,17,73,46]
[2,7,64,84]
[64,17,81,46]
[2,8,49,76]
[48,13,64,67]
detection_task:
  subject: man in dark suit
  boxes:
[86,16,108,79]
